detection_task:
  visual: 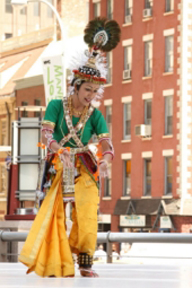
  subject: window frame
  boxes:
[5,0,12,13]
[165,0,174,12]
[165,95,173,135]
[21,101,28,118]
[124,45,132,71]
[5,33,12,39]
[144,40,153,77]
[93,2,100,17]
[165,35,174,73]
[143,158,151,196]
[144,0,153,9]
[125,0,133,17]
[0,119,7,146]
[144,99,152,126]
[123,103,131,140]
[34,2,40,17]
[34,99,41,117]
[107,0,113,19]
[123,160,131,196]
[164,156,173,195]
[20,6,27,15]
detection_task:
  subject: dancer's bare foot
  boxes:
[80,268,99,277]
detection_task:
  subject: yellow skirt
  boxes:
[19,159,99,277]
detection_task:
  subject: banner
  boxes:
[42,55,64,105]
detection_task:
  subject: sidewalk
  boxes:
[0,260,192,288]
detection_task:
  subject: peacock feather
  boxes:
[84,17,121,52]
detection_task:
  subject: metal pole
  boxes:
[1,231,192,244]
[0,231,7,262]
[106,231,112,263]
[108,232,192,244]
[0,231,28,242]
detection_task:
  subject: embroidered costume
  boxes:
[19,17,121,277]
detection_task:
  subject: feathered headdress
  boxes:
[68,17,121,98]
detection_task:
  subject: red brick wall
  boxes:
[90,1,181,224]
[16,85,46,118]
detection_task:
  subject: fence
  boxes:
[1,230,192,263]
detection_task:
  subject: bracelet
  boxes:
[41,128,54,133]
[57,147,71,155]
[49,139,57,150]
[99,137,110,143]
[102,151,114,160]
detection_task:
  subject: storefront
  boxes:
[114,198,180,233]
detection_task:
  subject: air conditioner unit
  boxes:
[125,15,132,24]
[143,8,152,18]
[123,69,131,80]
[135,124,151,137]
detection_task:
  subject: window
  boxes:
[106,52,112,84]
[22,101,28,117]
[34,99,41,117]
[94,2,100,17]
[144,99,152,125]
[1,120,7,146]
[125,0,133,23]
[123,160,131,196]
[0,165,6,193]
[165,35,174,73]
[144,41,152,77]
[165,96,173,135]
[165,0,174,12]
[104,165,112,196]
[125,0,133,16]
[34,2,40,16]
[47,0,53,17]
[107,0,113,19]
[124,46,132,71]
[5,0,12,13]
[145,0,153,8]
[5,33,12,39]
[144,159,151,196]
[123,103,131,139]
[165,157,172,194]
[106,105,112,136]
[20,6,27,15]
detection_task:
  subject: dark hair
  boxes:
[71,78,85,91]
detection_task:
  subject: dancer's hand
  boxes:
[59,149,73,168]
[99,160,109,178]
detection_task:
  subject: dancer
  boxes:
[19,17,121,278]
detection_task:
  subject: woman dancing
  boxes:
[19,17,120,278]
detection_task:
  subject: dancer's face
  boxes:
[76,82,99,106]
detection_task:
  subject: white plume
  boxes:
[67,48,107,100]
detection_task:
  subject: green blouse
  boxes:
[43,99,109,148]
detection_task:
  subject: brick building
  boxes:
[90,0,192,233]
[0,0,56,41]
[0,0,89,219]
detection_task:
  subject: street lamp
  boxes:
[11,0,66,95]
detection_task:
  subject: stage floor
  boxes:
[0,261,192,288]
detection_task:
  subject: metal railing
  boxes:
[1,230,192,263]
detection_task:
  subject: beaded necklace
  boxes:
[60,96,89,147]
